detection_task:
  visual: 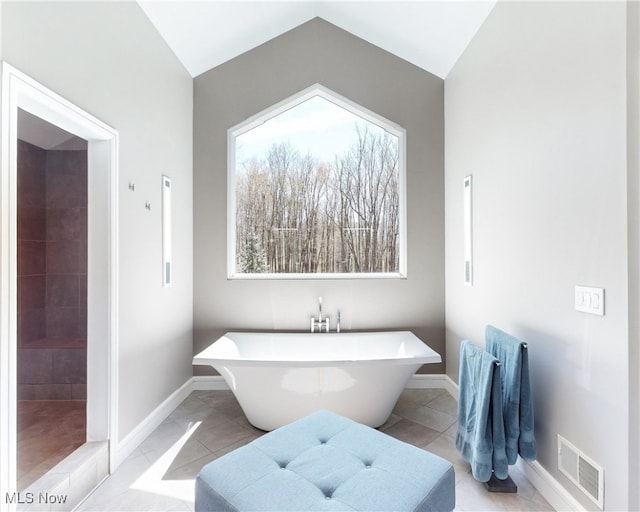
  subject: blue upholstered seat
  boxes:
[195,410,455,511]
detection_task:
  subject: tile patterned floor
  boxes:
[17,400,86,491]
[79,389,554,511]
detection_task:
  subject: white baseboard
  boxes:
[192,374,458,396]
[407,374,458,399]
[515,458,584,512]
[114,372,577,512]
[192,375,229,390]
[113,378,193,469]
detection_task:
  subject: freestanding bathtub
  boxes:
[192,331,442,431]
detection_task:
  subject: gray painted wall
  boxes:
[2,1,194,441]
[626,3,640,509]
[445,2,631,510]
[193,18,445,373]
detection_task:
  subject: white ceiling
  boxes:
[18,110,87,151]
[137,1,497,79]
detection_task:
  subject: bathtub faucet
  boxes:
[310,296,330,333]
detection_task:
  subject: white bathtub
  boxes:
[192,331,442,431]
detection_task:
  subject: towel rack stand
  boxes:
[486,473,517,493]
[486,335,529,493]
[486,348,517,493]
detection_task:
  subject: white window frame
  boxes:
[227,84,407,280]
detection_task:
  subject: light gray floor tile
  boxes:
[380,418,440,447]
[427,392,458,416]
[507,465,538,501]
[423,431,471,482]
[454,476,505,511]
[394,401,457,432]
[80,389,553,512]
[163,452,218,481]
[137,421,189,458]
[443,421,458,439]
[378,412,402,430]
[192,418,255,452]
[211,433,261,458]
[397,388,447,406]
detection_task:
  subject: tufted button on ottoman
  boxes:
[195,410,455,511]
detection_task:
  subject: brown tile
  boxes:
[18,307,46,344]
[17,348,53,384]
[18,206,46,241]
[79,207,88,238]
[16,399,86,490]
[18,240,46,275]
[46,274,80,307]
[79,275,87,305]
[78,303,87,339]
[33,385,54,400]
[53,348,86,384]
[46,307,81,339]
[18,141,46,208]
[19,275,46,310]
[79,240,88,273]
[46,240,81,273]
[46,207,82,240]
[71,384,87,400]
[51,383,72,400]
[17,384,36,401]
[45,168,86,209]
[46,149,87,177]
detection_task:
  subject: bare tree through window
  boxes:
[231,89,404,277]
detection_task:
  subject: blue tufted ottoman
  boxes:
[195,410,455,511]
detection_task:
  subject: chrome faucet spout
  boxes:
[310,297,336,333]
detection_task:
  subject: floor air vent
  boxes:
[558,435,604,509]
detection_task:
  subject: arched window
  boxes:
[228,85,406,279]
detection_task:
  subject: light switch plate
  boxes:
[575,286,604,316]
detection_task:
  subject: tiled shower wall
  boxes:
[17,139,88,400]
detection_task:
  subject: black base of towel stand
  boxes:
[485,473,518,493]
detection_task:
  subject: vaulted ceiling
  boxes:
[137,1,496,79]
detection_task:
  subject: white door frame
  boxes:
[0,62,119,501]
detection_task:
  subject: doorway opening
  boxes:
[16,110,88,489]
[1,63,119,506]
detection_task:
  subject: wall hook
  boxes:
[128,182,135,191]
[145,201,151,211]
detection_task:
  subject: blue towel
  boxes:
[485,325,537,463]
[456,340,508,482]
